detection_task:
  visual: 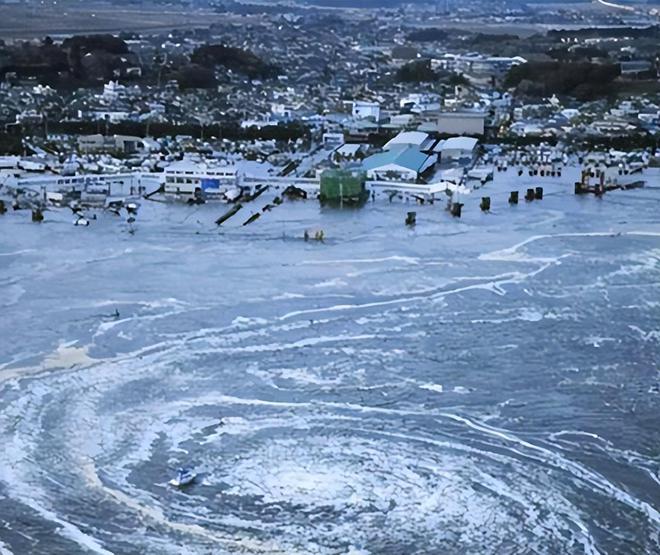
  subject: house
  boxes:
[0,156,19,170]
[77,134,158,154]
[323,132,345,147]
[436,137,479,162]
[386,114,416,129]
[352,101,381,122]
[400,93,441,114]
[392,45,420,60]
[102,81,127,102]
[619,61,654,77]
[333,143,365,161]
[362,145,435,181]
[77,108,131,123]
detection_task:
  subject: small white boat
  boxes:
[169,467,196,487]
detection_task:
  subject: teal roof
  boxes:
[362,145,432,173]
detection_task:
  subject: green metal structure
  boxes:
[319,169,368,206]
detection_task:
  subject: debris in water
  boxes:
[215,203,243,226]
[242,212,261,226]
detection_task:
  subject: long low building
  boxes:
[435,111,486,136]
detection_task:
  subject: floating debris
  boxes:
[32,208,44,222]
[126,202,139,215]
[215,203,243,226]
[304,228,325,242]
[242,212,261,226]
[169,467,196,488]
[242,185,269,203]
[224,186,243,203]
[282,185,307,200]
[143,185,164,200]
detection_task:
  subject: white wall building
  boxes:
[436,137,479,162]
[352,101,381,122]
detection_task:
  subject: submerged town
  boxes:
[2,2,660,554]
[0,0,659,224]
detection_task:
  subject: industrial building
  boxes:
[435,111,486,136]
[384,131,436,152]
[361,144,435,181]
[436,137,479,162]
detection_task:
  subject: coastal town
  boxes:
[2,3,660,555]
[0,0,659,224]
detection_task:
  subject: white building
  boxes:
[162,159,238,198]
[400,93,441,114]
[102,81,127,102]
[352,101,381,122]
[436,137,479,162]
[384,131,434,151]
[323,132,345,147]
[77,134,160,154]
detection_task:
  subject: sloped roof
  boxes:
[435,136,479,152]
[384,131,429,150]
[165,159,206,173]
[362,145,433,174]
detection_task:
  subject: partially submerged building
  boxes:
[436,137,479,162]
[362,145,435,181]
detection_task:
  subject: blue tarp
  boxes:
[201,178,220,190]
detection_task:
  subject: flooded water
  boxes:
[0,171,659,554]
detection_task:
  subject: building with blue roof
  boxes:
[361,144,436,181]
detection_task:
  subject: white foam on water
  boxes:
[0,283,25,307]
[629,325,660,343]
[296,256,421,266]
[420,383,444,394]
[452,386,473,394]
[313,277,348,288]
[438,413,660,528]
[272,292,305,300]
[231,316,269,328]
[93,308,190,337]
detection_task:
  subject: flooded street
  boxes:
[1,172,659,554]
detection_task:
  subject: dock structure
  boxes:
[4,172,154,202]
[366,180,457,198]
[5,171,461,204]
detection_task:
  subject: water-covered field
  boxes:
[0,171,659,554]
